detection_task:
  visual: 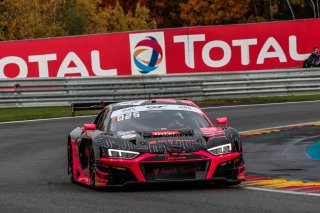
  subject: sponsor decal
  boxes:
[0,31,125,79]
[129,32,166,75]
[114,100,146,106]
[165,155,187,160]
[152,166,202,176]
[172,34,309,70]
[152,130,180,136]
[150,139,196,143]
[116,112,140,122]
[111,104,202,117]
[94,135,206,153]
[1,19,318,79]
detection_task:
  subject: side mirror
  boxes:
[84,124,96,131]
[216,117,228,127]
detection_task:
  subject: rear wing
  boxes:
[71,101,115,115]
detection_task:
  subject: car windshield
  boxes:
[108,105,211,132]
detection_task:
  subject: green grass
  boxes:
[0,94,320,122]
[0,106,99,122]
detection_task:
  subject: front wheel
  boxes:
[88,145,96,189]
[68,142,76,184]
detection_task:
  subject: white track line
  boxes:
[239,121,320,134]
[241,186,320,197]
[0,115,94,125]
[202,100,320,109]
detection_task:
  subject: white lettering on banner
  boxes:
[0,56,28,78]
[202,40,231,67]
[289,35,310,60]
[174,34,308,69]
[232,39,258,65]
[0,32,310,79]
[257,37,287,64]
[91,50,117,76]
[29,54,57,77]
[57,52,89,77]
[0,50,117,79]
[173,34,205,68]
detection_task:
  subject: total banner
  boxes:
[0,18,318,79]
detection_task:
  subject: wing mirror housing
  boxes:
[216,117,228,127]
[84,124,97,131]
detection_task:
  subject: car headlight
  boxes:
[100,148,139,159]
[207,143,232,155]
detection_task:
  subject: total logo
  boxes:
[129,32,166,75]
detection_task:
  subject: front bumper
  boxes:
[94,151,245,187]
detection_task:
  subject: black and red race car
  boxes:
[67,99,245,188]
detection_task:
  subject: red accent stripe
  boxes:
[291,186,320,192]
[275,186,320,192]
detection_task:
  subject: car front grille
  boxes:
[139,161,209,181]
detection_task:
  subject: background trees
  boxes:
[0,0,65,40]
[0,0,156,40]
[180,0,250,25]
[0,0,318,41]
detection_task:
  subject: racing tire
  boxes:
[68,142,76,184]
[88,144,97,189]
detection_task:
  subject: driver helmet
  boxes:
[169,112,186,128]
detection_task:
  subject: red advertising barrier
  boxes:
[0,19,318,79]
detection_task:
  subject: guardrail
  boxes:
[1,68,320,107]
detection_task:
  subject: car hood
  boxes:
[93,128,229,154]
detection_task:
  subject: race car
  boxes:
[67,99,245,188]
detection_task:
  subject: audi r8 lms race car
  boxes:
[67,99,245,188]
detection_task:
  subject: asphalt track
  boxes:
[0,101,320,213]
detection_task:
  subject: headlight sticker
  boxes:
[207,143,232,155]
[107,149,140,159]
